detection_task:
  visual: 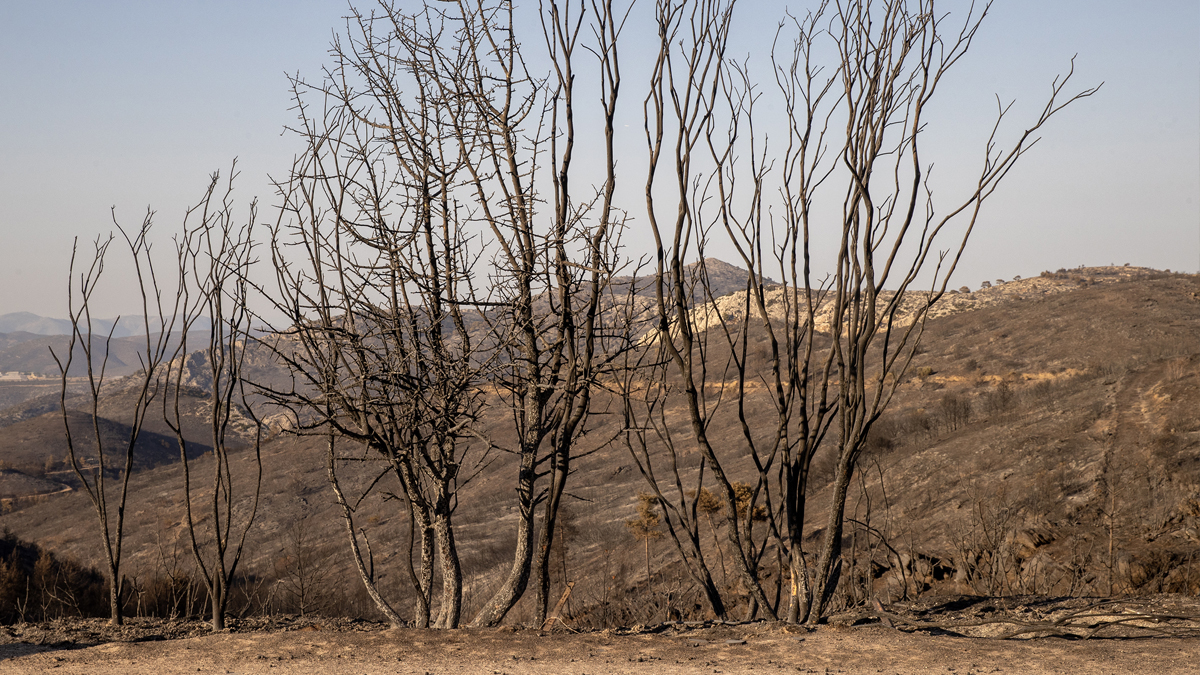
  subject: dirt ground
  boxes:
[3,598,1199,675]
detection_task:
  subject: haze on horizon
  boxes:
[1,0,1196,320]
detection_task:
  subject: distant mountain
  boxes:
[611,258,777,299]
[0,313,73,336]
[0,312,211,338]
[0,330,211,379]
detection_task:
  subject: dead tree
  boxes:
[637,0,778,620]
[620,310,732,620]
[779,0,1094,625]
[255,62,489,628]
[50,218,176,626]
[456,0,632,627]
[627,0,1097,626]
[696,0,1098,624]
[252,0,632,629]
[163,166,264,632]
[528,0,632,629]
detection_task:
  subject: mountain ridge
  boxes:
[0,312,212,338]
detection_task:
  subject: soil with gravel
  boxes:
[3,598,1199,675]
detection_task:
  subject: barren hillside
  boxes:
[1,266,1197,627]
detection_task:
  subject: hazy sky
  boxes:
[1,0,1197,318]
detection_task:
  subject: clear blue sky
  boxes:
[1,1,1197,318]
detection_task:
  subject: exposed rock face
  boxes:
[167,350,214,393]
[679,265,1168,337]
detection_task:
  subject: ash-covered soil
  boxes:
[3,597,1199,675]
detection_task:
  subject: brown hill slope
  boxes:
[820,271,1200,602]
[1,268,1197,626]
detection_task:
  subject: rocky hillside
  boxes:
[1,266,1197,626]
[690,264,1168,335]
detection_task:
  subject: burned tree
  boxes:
[465,0,631,628]
[163,167,264,632]
[627,0,1096,625]
[251,0,631,629]
[51,218,176,626]
[631,0,778,621]
[256,45,489,627]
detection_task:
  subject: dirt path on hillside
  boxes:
[3,615,1198,675]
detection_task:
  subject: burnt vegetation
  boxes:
[2,268,1199,632]
[8,0,1199,639]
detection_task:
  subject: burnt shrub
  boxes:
[891,408,933,443]
[937,393,972,433]
[0,529,106,623]
[981,381,1015,415]
[862,416,900,456]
